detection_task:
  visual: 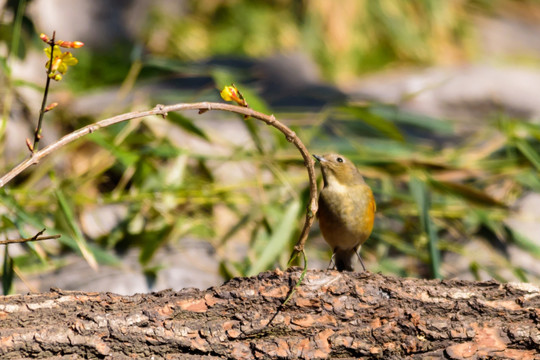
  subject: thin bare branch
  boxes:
[0,102,317,254]
[0,234,61,245]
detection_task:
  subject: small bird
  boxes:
[314,154,376,271]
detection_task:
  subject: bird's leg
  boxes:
[355,247,366,271]
[327,253,336,270]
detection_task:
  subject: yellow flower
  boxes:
[220,84,247,107]
[44,45,79,80]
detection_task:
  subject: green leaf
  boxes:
[167,112,210,141]
[339,105,405,141]
[211,68,240,91]
[12,79,43,91]
[474,209,505,240]
[244,117,265,154]
[139,227,173,265]
[218,212,255,247]
[409,174,441,279]
[429,179,507,208]
[372,104,454,134]
[9,0,27,60]
[376,232,424,259]
[506,226,540,258]
[143,56,197,73]
[89,132,139,167]
[515,138,540,171]
[232,86,272,115]
[2,246,14,295]
[140,140,184,158]
[247,200,300,276]
[55,187,98,271]
[514,170,540,192]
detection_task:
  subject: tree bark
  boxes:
[0,268,539,359]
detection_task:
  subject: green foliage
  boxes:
[54,182,98,270]
[68,46,135,91]
[3,71,540,284]
[144,0,481,80]
[246,199,301,276]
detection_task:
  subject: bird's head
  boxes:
[313,153,365,187]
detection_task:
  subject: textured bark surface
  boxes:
[0,268,539,359]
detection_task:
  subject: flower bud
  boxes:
[26,138,33,151]
[220,84,247,107]
[56,40,85,49]
[44,102,58,112]
[40,33,50,43]
[49,73,62,81]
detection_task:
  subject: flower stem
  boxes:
[32,31,55,153]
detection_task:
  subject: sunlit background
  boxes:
[2,0,540,294]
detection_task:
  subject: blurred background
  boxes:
[1,0,540,294]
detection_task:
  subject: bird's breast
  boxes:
[318,183,375,250]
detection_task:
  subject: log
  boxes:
[0,268,539,359]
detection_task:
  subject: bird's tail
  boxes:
[334,248,355,272]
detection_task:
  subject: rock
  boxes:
[343,65,540,123]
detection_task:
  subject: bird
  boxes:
[313,153,376,271]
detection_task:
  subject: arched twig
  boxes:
[0,102,317,257]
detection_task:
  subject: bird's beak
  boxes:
[313,154,323,162]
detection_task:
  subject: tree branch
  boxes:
[0,102,317,254]
[0,269,538,359]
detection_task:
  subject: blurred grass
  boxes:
[145,0,480,81]
[409,174,441,279]
[2,0,540,293]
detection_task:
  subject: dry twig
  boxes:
[0,228,60,245]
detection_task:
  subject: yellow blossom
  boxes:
[44,45,79,80]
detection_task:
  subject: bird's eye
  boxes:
[336,157,344,163]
